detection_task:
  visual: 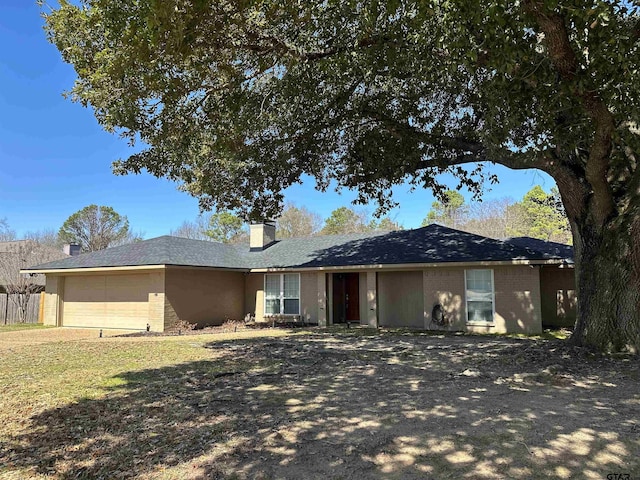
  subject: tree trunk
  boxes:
[18,293,28,323]
[570,213,640,353]
[7,292,30,324]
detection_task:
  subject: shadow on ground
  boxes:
[2,333,639,479]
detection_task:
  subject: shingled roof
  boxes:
[24,235,247,271]
[505,236,574,264]
[25,224,574,272]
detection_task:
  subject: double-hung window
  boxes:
[264,273,300,315]
[465,269,494,324]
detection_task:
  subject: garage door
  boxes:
[63,274,151,330]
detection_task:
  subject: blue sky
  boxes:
[0,2,556,238]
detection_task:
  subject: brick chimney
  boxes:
[63,243,81,256]
[250,221,276,251]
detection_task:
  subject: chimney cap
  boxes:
[251,219,276,226]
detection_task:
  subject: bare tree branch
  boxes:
[0,240,66,323]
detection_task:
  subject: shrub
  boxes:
[168,319,196,335]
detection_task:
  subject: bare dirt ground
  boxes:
[190,332,640,480]
[1,330,639,479]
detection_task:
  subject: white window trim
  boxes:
[464,269,495,325]
[264,273,301,316]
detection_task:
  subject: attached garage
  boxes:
[62,273,153,330]
[42,265,245,332]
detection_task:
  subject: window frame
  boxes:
[264,273,301,316]
[464,269,495,325]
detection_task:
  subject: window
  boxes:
[265,275,281,315]
[465,269,494,324]
[264,273,300,315]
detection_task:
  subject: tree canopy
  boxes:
[58,205,131,252]
[320,206,402,234]
[421,190,468,228]
[169,217,211,241]
[320,207,370,235]
[204,211,248,244]
[460,198,515,240]
[421,186,572,242]
[508,186,572,243]
[370,216,403,232]
[43,1,640,351]
[44,1,639,217]
[276,204,323,238]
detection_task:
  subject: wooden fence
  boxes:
[0,293,42,324]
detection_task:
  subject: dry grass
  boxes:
[0,324,53,333]
[0,327,135,351]
[0,327,638,479]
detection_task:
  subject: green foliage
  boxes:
[204,211,247,243]
[41,0,630,219]
[370,216,403,231]
[42,1,640,217]
[420,186,572,242]
[507,186,572,244]
[58,205,130,252]
[421,190,468,228]
[42,1,640,216]
[320,207,369,235]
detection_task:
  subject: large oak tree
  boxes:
[43,1,640,352]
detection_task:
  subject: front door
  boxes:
[345,273,360,321]
[332,273,360,323]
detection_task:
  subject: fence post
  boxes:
[2,293,7,325]
[39,291,45,324]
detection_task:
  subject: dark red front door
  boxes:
[333,273,360,323]
[345,273,360,322]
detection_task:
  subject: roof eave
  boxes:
[20,264,168,274]
[21,257,574,275]
[21,263,253,275]
[249,258,573,272]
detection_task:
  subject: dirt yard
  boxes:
[0,328,638,479]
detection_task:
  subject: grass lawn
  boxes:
[0,327,638,479]
[0,323,53,333]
